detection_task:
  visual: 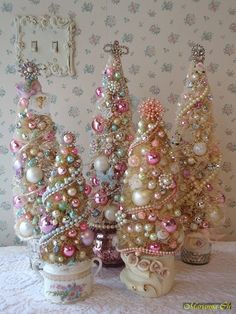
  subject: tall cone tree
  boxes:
[117,99,184,255]
[88,41,134,236]
[173,44,225,236]
[11,61,58,241]
[40,132,94,264]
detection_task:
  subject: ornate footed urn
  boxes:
[120,253,175,298]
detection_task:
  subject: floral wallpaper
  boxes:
[0,0,235,246]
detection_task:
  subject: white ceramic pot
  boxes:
[120,253,175,298]
[181,231,211,265]
[42,257,102,303]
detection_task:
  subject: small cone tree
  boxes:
[116,99,184,256]
[172,44,225,237]
[11,61,58,240]
[87,41,134,264]
[40,132,94,264]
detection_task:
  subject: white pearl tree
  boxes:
[173,44,225,265]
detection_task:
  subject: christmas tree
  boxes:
[116,98,184,256]
[11,61,58,240]
[87,41,134,265]
[173,44,225,262]
[40,132,94,264]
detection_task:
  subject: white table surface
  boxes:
[0,242,235,314]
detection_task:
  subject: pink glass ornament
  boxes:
[95,87,103,97]
[148,213,157,222]
[104,148,112,156]
[62,244,76,257]
[94,191,108,205]
[116,100,129,113]
[58,166,67,175]
[39,215,55,234]
[84,184,92,195]
[63,132,74,145]
[72,198,80,208]
[105,67,114,78]
[162,218,177,233]
[71,148,78,155]
[115,162,126,173]
[68,229,77,238]
[54,193,62,202]
[148,243,161,252]
[91,176,99,187]
[81,229,95,246]
[127,134,134,142]
[28,121,37,129]
[13,195,25,208]
[206,183,213,191]
[60,148,68,155]
[19,98,29,108]
[10,140,22,153]
[146,152,160,165]
[79,222,89,231]
[92,116,105,133]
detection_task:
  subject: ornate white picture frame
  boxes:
[15,15,76,77]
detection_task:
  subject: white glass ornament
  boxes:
[132,190,151,206]
[193,142,207,156]
[104,205,117,222]
[93,155,109,172]
[19,220,34,237]
[26,166,43,183]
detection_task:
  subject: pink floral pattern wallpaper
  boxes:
[0,0,235,245]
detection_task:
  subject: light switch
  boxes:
[15,15,76,77]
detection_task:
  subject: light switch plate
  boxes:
[15,14,76,77]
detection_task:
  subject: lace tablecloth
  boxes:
[0,242,235,314]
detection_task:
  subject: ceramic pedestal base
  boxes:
[120,253,175,298]
[93,229,123,267]
[181,232,211,265]
[42,258,102,303]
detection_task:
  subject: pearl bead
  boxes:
[144,224,153,232]
[26,167,43,183]
[19,220,34,237]
[148,180,156,190]
[132,190,151,206]
[134,223,143,233]
[94,155,109,172]
[157,230,169,240]
[104,205,117,222]
[193,142,207,156]
[67,187,77,196]
[149,233,158,241]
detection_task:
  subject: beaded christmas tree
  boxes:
[116,99,184,256]
[11,61,58,241]
[87,41,134,265]
[40,132,94,264]
[173,44,225,239]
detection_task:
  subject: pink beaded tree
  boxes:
[87,41,134,266]
[116,99,184,256]
[39,132,94,264]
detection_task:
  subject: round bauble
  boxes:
[162,218,177,233]
[26,167,43,183]
[104,204,117,222]
[94,155,109,172]
[18,220,34,238]
[132,190,151,206]
[39,215,55,234]
[62,244,76,257]
[92,116,105,133]
[81,229,94,246]
[193,142,207,156]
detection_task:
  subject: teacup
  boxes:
[42,257,102,303]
